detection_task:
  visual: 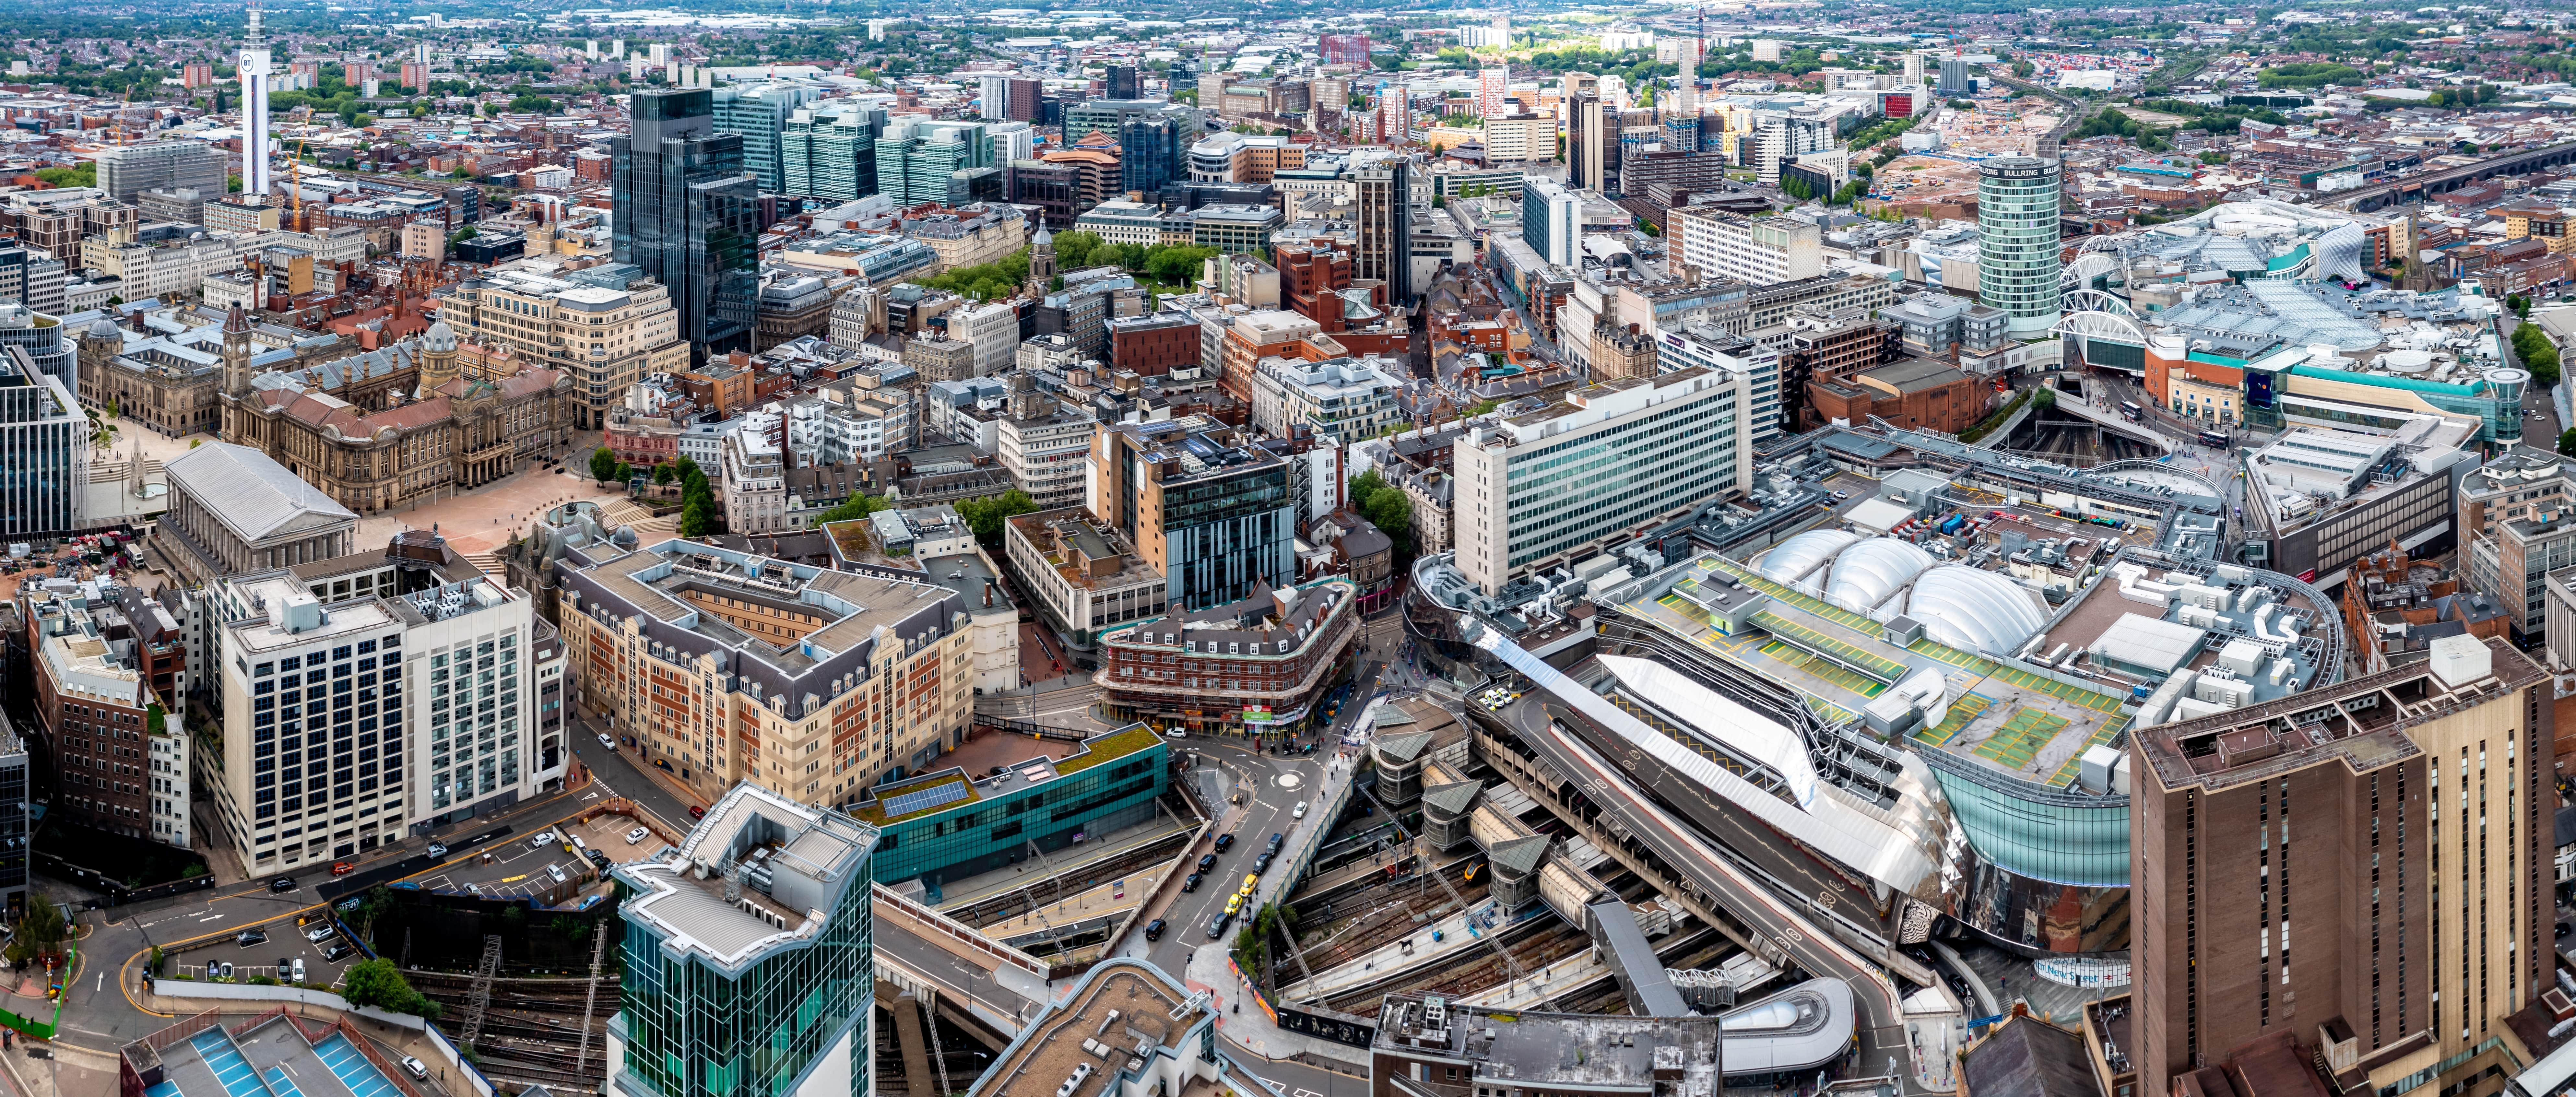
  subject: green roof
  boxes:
[1053,723,1162,775]
[2290,362,2482,395]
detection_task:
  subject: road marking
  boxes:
[195,912,225,922]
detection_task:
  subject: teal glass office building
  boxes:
[857,725,1167,893]
[610,784,879,1097]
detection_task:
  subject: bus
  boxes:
[2120,400,2144,421]
[2198,430,2229,448]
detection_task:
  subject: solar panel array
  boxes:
[883,781,970,817]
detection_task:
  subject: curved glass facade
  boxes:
[1978,157,2063,338]
[1921,750,2130,955]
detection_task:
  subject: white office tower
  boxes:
[1904,50,1926,87]
[982,75,1009,122]
[238,0,271,205]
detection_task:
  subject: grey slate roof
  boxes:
[1419,780,1483,817]
[163,441,359,544]
[1959,1016,2100,1097]
[1488,835,1551,878]
[1373,731,1434,765]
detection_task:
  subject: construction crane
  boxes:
[289,137,309,233]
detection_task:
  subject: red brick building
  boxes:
[1278,243,1354,326]
[20,582,188,840]
[1106,312,1199,376]
[1805,357,1987,434]
[1100,579,1361,738]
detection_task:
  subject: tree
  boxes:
[2558,428,2576,459]
[589,446,621,483]
[652,463,677,485]
[954,490,1041,546]
[449,226,480,246]
[680,496,712,537]
[1349,471,1414,559]
[340,958,441,1018]
[812,494,893,525]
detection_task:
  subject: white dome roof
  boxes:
[1759,529,1863,588]
[1906,565,2049,658]
[1823,537,1934,614]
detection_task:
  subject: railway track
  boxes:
[1318,918,1581,1014]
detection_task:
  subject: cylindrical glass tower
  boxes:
[1979,156,2064,338]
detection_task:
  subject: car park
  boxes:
[304,924,336,943]
[627,827,650,844]
[1182,872,1201,892]
[1144,919,1166,941]
[236,930,267,948]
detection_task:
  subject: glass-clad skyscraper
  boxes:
[1120,116,1181,194]
[1977,156,2063,338]
[779,102,887,203]
[613,89,760,360]
[610,782,879,1097]
[712,83,820,193]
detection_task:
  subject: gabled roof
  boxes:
[163,441,358,545]
[1488,835,1550,877]
[1373,730,1434,764]
[1420,780,1483,816]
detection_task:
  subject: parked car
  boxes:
[598,734,615,748]
[1213,833,1234,853]
[266,876,296,894]
[1208,913,1230,938]
[330,861,354,876]
[1265,833,1284,852]
[548,863,568,883]
[1163,729,1187,739]
[291,958,306,982]
[1254,852,1275,873]
[1239,874,1258,896]
[1182,872,1201,892]
[690,805,706,820]
[1293,801,1308,820]
[321,941,353,962]
[1197,853,1218,872]
[235,930,267,948]
[217,961,233,980]
[529,831,557,850]
[1224,893,1244,916]
[304,924,336,943]
[280,956,293,978]
[400,1057,429,1081]
[572,835,588,851]
[1144,919,1167,941]
[426,842,449,859]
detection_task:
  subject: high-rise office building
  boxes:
[610,783,878,1097]
[95,141,227,203]
[1120,115,1182,194]
[238,1,271,204]
[1903,50,1928,87]
[1939,56,1970,95]
[1089,419,1297,609]
[0,345,83,537]
[1452,367,1754,595]
[1356,159,1414,303]
[1522,175,1579,267]
[1105,64,1140,100]
[2134,634,2548,1097]
[1005,78,1043,123]
[614,88,760,360]
[713,82,821,193]
[1568,92,1609,193]
[0,714,27,918]
[779,102,886,203]
[872,119,992,207]
[1976,156,2062,338]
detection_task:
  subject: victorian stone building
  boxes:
[74,305,345,439]
[215,309,575,514]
